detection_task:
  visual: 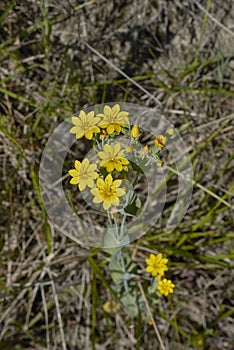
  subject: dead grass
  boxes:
[0,0,234,349]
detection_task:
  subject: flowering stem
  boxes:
[169,295,180,343]
[119,213,126,241]
[119,249,128,293]
[137,280,166,350]
[107,210,113,226]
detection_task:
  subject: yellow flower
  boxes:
[98,143,129,172]
[91,174,126,210]
[157,278,175,297]
[145,253,168,277]
[131,125,140,139]
[154,135,167,148]
[70,110,100,140]
[68,158,98,191]
[97,104,129,135]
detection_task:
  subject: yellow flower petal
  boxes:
[107,125,115,134]
[86,179,95,188]
[79,180,86,191]
[120,157,129,165]
[97,178,105,188]
[85,130,94,140]
[103,201,111,210]
[111,198,119,207]
[68,169,78,177]
[79,110,86,119]
[115,162,123,172]
[103,105,112,117]
[82,158,89,168]
[113,143,121,154]
[70,177,79,185]
[106,162,115,172]
[91,126,100,133]
[86,111,95,120]
[112,104,120,116]
[70,126,84,138]
[105,174,112,185]
[90,188,98,196]
[113,179,122,188]
[88,164,97,172]
[98,152,107,161]
[71,116,82,126]
[104,143,111,153]
[75,160,81,170]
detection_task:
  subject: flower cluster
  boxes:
[68,104,173,214]
[145,253,175,297]
[68,104,131,211]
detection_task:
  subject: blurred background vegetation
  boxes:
[0,0,233,349]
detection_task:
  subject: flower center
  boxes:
[83,121,90,129]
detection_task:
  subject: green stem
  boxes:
[119,249,128,293]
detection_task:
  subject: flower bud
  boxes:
[154,135,167,148]
[141,145,149,155]
[166,128,174,136]
[131,125,140,139]
[110,207,118,217]
[125,145,133,153]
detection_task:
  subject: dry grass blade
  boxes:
[83,41,162,108]
[0,0,233,349]
[193,0,234,38]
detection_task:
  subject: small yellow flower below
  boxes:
[103,300,118,313]
[68,158,98,191]
[145,253,168,277]
[91,174,126,210]
[157,278,175,297]
[154,134,167,148]
[97,104,129,135]
[70,110,100,140]
[98,143,129,172]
